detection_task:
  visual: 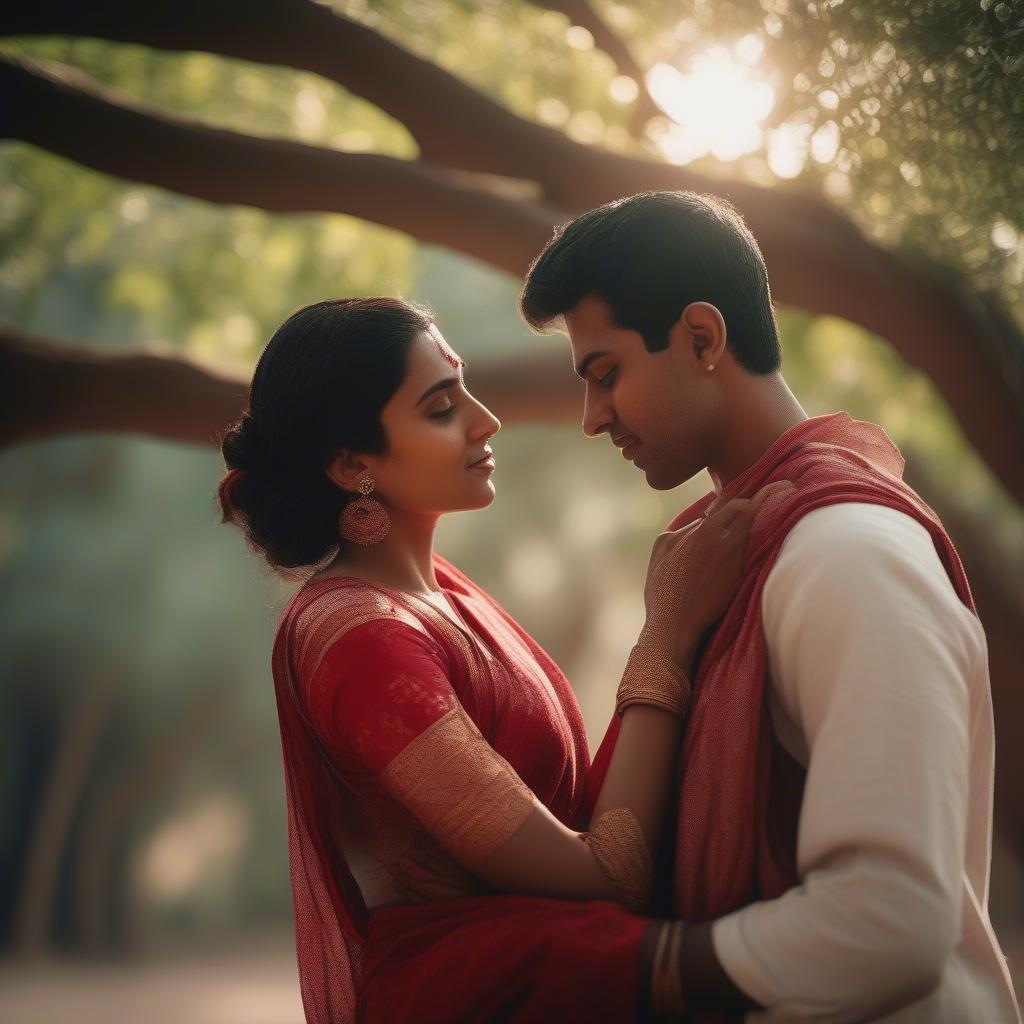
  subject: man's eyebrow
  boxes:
[416,361,466,405]
[575,350,609,380]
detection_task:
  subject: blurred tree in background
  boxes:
[1,0,1022,984]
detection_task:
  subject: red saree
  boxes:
[586,411,977,931]
[271,554,649,1024]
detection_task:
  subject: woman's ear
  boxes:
[325,449,368,492]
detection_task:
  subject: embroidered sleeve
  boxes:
[306,617,537,870]
[380,702,536,869]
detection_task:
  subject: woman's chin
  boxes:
[464,482,497,509]
[433,486,497,516]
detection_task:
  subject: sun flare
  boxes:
[646,42,783,168]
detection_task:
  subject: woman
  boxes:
[217,297,772,1022]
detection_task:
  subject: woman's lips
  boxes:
[468,455,495,472]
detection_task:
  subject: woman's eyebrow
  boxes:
[416,377,459,405]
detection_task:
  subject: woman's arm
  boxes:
[470,492,775,910]
[474,640,697,911]
[312,614,687,911]
[312,492,771,913]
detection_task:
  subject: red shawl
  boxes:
[586,411,976,924]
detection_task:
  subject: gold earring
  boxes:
[339,474,391,545]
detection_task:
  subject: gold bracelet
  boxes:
[615,642,691,719]
[580,806,652,913]
[650,923,672,1016]
[650,919,687,1016]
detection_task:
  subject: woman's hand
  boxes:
[640,481,795,664]
[387,843,493,904]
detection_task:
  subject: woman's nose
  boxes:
[483,411,501,438]
[472,400,501,439]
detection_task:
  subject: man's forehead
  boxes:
[566,310,620,358]
[565,296,618,338]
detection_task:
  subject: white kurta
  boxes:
[711,502,1021,1023]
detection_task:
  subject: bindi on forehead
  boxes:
[429,329,464,370]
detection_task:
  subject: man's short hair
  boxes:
[519,191,782,374]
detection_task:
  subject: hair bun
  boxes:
[217,296,434,572]
[221,413,259,472]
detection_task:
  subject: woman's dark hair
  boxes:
[217,297,434,573]
[520,191,781,374]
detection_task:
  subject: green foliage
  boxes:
[1,0,1022,954]
[338,0,1023,309]
[0,36,415,362]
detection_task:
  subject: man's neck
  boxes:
[708,372,808,493]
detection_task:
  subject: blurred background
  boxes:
[1,0,1022,1020]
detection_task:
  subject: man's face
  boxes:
[564,295,721,490]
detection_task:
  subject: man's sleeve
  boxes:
[711,502,984,1021]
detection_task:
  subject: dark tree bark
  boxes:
[2,0,1021,507]
[2,0,1024,849]
[0,324,577,450]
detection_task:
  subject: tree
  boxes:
[2,0,1023,852]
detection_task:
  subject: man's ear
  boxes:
[672,302,728,370]
[325,449,369,492]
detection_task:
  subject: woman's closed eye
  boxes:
[429,402,457,419]
[596,367,617,387]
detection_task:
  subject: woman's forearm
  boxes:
[590,636,698,854]
[472,634,698,911]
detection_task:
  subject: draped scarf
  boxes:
[586,411,976,928]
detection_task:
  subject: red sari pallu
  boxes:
[586,411,978,958]
[271,554,650,1024]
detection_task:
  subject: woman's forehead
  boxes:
[395,327,465,406]
[426,323,463,368]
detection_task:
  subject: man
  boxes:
[520,191,1021,1021]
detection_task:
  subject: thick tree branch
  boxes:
[0,324,578,453]
[4,2,1021,506]
[0,323,249,448]
[0,54,559,276]
[0,0,572,182]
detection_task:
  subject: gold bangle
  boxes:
[650,922,672,1016]
[650,920,686,1016]
[615,642,691,718]
[581,806,652,913]
[616,687,687,716]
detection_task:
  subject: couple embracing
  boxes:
[218,192,1020,1022]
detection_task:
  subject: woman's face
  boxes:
[354,325,501,515]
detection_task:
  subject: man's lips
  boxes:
[610,433,642,463]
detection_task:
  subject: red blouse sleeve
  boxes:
[306,617,459,770]
[305,617,537,871]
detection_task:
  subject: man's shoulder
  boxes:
[764,500,972,634]
[778,501,932,554]
[769,500,945,587]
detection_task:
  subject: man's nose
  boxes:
[582,389,612,438]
